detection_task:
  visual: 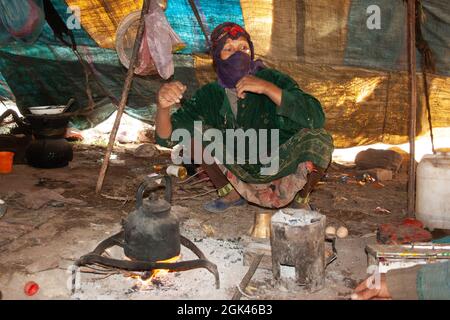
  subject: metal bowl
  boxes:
[28,106,68,115]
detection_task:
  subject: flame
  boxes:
[128,255,181,288]
[148,255,181,280]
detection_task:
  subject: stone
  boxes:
[133,143,158,159]
[355,149,403,172]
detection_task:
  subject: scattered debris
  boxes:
[374,207,391,215]
[360,173,375,183]
[202,224,216,237]
[339,175,350,184]
[335,196,348,202]
[0,199,6,219]
[357,168,393,182]
[101,194,133,202]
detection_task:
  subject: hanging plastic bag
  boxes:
[0,0,45,45]
[144,1,185,79]
[116,0,185,79]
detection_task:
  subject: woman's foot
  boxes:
[203,190,246,213]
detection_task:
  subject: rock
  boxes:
[133,143,158,159]
[355,149,403,172]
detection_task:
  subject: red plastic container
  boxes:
[0,151,14,174]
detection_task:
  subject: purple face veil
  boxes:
[210,22,265,88]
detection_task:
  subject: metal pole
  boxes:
[407,0,417,217]
[96,0,151,193]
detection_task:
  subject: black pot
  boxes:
[26,138,73,168]
[25,114,71,139]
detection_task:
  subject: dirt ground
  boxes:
[0,136,411,300]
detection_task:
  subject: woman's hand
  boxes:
[157,81,187,110]
[156,81,186,139]
[236,75,270,99]
[236,75,282,106]
[351,274,392,300]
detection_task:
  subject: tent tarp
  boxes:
[0,0,449,147]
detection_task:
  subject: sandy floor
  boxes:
[0,133,415,300]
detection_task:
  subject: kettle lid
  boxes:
[141,197,171,214]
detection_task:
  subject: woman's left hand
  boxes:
[236,75,272,99]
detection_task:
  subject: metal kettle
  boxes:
[123,175,180,262]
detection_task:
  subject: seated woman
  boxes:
[155,22,334,213]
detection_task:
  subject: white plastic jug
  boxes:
[416,153,450,230]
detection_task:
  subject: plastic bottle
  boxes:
[416,152,450,230]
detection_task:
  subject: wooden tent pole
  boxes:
[407,0,417,217]
[96,0,151,193]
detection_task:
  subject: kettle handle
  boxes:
[136,175,172,209]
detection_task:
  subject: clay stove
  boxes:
[270,209,327,292]
[25,113,73,168]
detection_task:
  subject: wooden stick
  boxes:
[232,254,263,300]
[96,0,151,193]
[173,188,217,201]
[100,194,132,202]
[407,0,417,217]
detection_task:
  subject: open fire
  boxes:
[128,255,182,288]
[73,231,220,295]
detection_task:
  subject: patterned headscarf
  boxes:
[210,22,255,61]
